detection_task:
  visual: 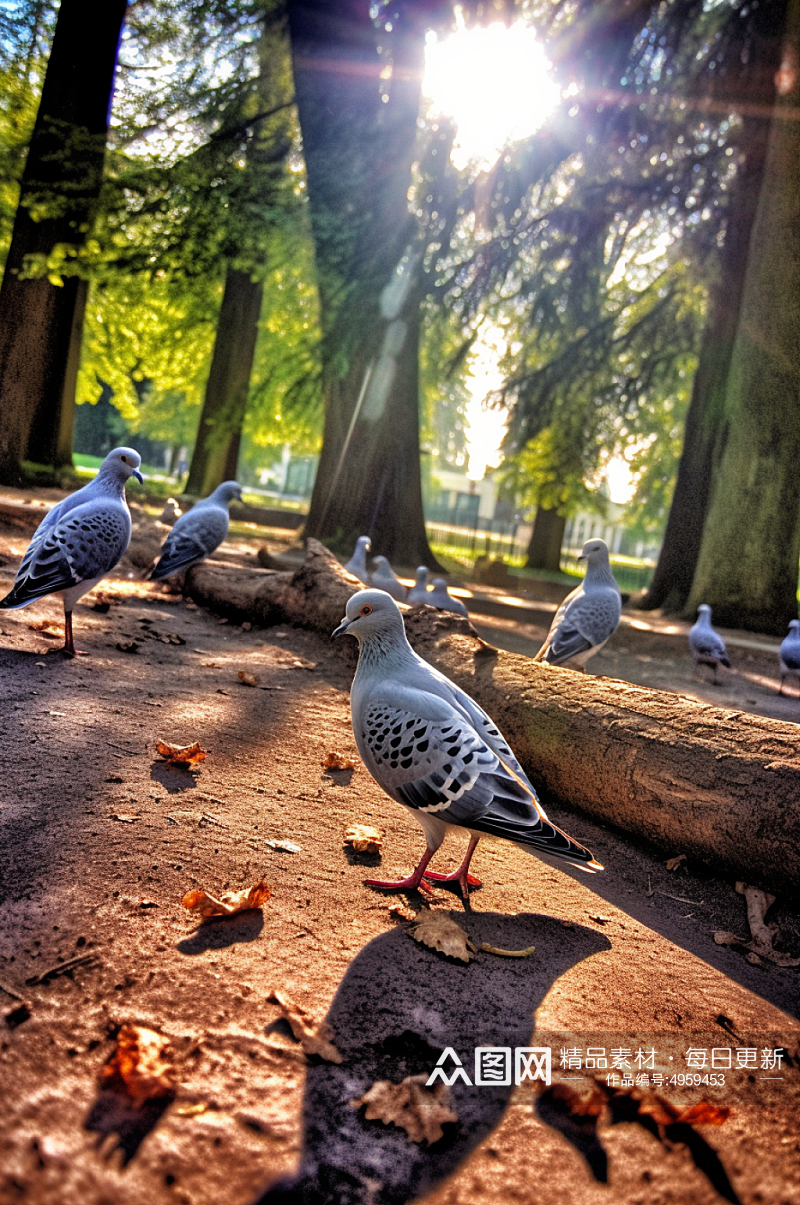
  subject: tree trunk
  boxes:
[287,0,437,566]
[179,541,800,898]
[185,268,263,497]
[526,507,566,573]
[687,0,800,634]
[0,0,127,485]
[640,1,790,613]
[26,276,88,473]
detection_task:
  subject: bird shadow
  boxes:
[149,761,200,794]
[176,909,264,955]
[251,911,609,1205]
[84,1088,172,1166]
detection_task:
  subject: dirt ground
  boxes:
[0,505,799,1205]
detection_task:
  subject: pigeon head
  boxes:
[332,588,405,641]
[372,555,391,572]
[431,577,448,590]
[356,535,371,552]
[788,620,800,633]
[578,538,609,564]
[213,481,243,505]
[414,565,429,585]
[697,604,712,619]
[99,447,143,484]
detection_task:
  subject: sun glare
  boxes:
[465,327,508,481]
[423,21,559,169]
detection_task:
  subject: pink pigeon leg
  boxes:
[423,835,482,897]
[364,845,437,893]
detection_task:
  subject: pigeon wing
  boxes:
[544,592,620,666]
[358,690,598,868]
[151,507,227,579]
[1,502,129,607]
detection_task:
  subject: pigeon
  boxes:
[688,603,731,683]
[0,447,143,656]
[344,535,371,584]
[370,555,407,602]
[332,588,602,898]
[150,480,243,580]
[534,538,621,669]
[406,565,431,607]
[778,619,800,696]
[428,577,469,617]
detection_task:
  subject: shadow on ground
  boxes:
[253,912,609,1205]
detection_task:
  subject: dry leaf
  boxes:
[408,911,476,963]
[175,1102,211,1117]
[265,839,301,854]
[238,670,260,687]
[98,1023,177,1105]
[343,824,383,854]
[156,740,207,767]
[665,854,686,871]
[352,1075,457,1144]
[480,942,535,958]
[388,901,418,922]
[159,633,186,646]
[27,619,61,638]
[109,812,140,824]
[181,881,271,919]
[267,990,342,1063]
[116,640,140,654]
[324,751,356,770]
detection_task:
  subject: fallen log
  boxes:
[184,541,800,898]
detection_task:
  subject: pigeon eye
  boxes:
[120,455,128,464]
[360,605,373,616]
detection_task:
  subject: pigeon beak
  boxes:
[331,618,350,640]
[133,470,144,484]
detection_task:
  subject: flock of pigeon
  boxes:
[1,445,798,699]
[344,535,469,616]
[0,445,798,900]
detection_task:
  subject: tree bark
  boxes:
[687,0,800,634]
[641,0,790,614]
[180,542,800,898]
[185,268,263,497]
[526,507,566,573]
[0,0,127,484]
[287,0,437,566]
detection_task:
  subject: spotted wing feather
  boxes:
[1,503,129,608]
[360,697,597,868]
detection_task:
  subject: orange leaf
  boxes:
[324,751,355,770]
[156,740,207,767]
[98,1023,177,1106]
[181,881,271,919]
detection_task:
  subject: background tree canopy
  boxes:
[0,0,796,632]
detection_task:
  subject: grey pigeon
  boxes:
[407,565,431,607]
[778,619,800,696]
[344,535,371,584]
[688,604,731,683]
[0,447,143,656]
[370,555,407,602]
[535,538,621,669]
[428,576,469,617]
[150,481,242,580]
[332,588,602,898]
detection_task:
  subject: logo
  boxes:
[426,1047,552,1088]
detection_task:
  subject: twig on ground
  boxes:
[25,953,98,985]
